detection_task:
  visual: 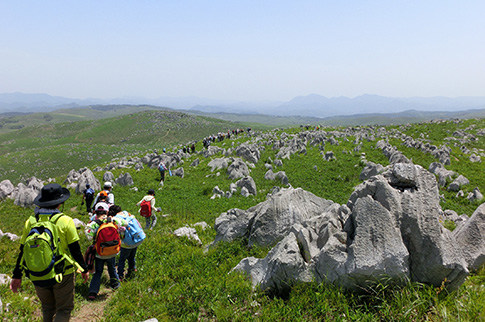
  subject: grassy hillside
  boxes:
[3,103,485,134]
[0,110,270,184]
[0,116,484,321]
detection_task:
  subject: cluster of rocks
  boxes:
[0,177,44,208]
[211,162,484,295]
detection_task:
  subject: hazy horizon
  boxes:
[1,1,484,104]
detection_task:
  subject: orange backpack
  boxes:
[94,219,121,259]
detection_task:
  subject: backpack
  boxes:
[83,245,96,273]
[85,188,95,199]
[94,218,121,259]
[159,163,166,172]
[140,199,152,218]
[21,213,76,287]
[115,211,146,247]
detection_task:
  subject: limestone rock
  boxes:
[227,158,250,180]
[453,203,485,271]
[0,180,15,199]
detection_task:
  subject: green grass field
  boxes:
[0,113,484,321]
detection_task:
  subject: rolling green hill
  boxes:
[0,110,269,184]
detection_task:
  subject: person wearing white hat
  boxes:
[92,181,114,207]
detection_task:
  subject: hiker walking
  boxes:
[10,183,89,322]
[158,161,168,183]
[92,181,114,208]
[81,183,95,214]
[112,205,146,281]
[136,189,161,230]
[85,203,126,301]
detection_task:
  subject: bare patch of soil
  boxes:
[71,288,115,322]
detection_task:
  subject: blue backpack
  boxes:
[85,188,95,199]
[115,211,146,247]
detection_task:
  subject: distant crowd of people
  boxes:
[202,128,249,149]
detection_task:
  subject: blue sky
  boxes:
[1,1,484,101]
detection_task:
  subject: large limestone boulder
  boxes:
[225,163,470,294]
[453,203,485,272]
[76,168,101,194]
[448,175,470,192]
[116,173,134,186]
[213,187,338,248]
[103,171,115,183]
[208,158,229,172]
[236,176,257,197]
[173,167,184,178]
[227,158,250,180]
[359,162,385,181]
[235,144,260,164]
[14,183,37,208]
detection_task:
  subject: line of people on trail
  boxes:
[202,128,247,149]
[10,182,161,321]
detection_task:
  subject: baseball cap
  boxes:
[95,202,110,212]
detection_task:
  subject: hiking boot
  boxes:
[87,293,97,301]
[110,278,121,290]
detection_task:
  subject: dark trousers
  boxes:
[35,273,75,322]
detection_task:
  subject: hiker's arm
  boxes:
[12,244,23,279]
[151,198,157,212]
[10,245,24,293]
[68,241,88,273]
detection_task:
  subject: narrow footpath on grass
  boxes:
[71,282,115,321]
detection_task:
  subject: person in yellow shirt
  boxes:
[10,183,89,322]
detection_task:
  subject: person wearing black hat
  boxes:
[136,188,161,230]
[10,183,89,322]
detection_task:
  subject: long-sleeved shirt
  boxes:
[136,195,159,213]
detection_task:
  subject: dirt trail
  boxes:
[71,288,114,322]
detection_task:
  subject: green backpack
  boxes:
[21,213,77,287]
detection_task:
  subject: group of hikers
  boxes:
[202,128,248,149]
[10,181,161,321]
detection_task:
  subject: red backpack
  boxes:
[94,219,121,259]
[140,199,152,218]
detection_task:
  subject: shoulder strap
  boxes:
[28,215,38,226]
[49,213,64,224]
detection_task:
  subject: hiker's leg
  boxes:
[151,213,157,229]
[88,257,105,295]
[86,199,93,213]
[127,247,137,272]
[106,257,120,288]
[118,248,128,278]
[145,217,150,230]
[107,257,119,279]
[35,285,56,322]
[52,273,75,322]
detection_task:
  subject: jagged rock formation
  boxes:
[213,163,477,295]
[453,204,485,272]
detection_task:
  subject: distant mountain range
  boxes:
[1,92,485,119]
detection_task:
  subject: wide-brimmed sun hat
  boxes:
[34,183,71,207]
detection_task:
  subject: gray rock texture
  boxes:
[227,158,250,180]
[453,203,485,272]
[219,163,471,295]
